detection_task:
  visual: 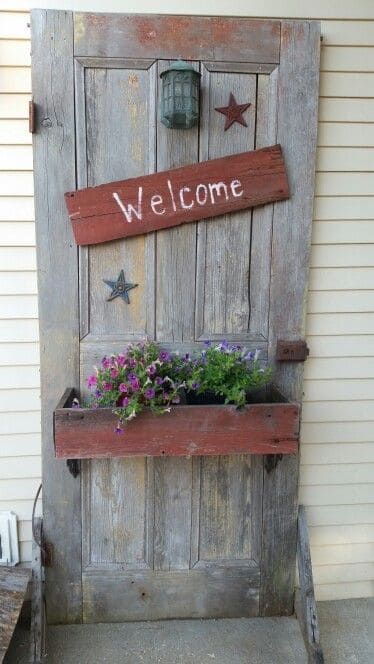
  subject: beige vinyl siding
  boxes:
[0,2,373,602]
[0,7,40,566]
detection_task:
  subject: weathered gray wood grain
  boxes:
[30,517,44,664]
[198,455,251,561]
[196,66,256,341]
[74,14,280,64]
[260,20,321,616]
[0,567,30,661]
[296,505,325,664]
[31,8,82,624]
[83,564,259,622]
[155,60,199,343]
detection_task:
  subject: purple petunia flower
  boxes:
[111,368,119,379]
[87,374,97,388]
[129,357,137,368]
[145,387,155,400]
[128,372,136,382]
[103,382,113,391]
[155,376,163,386]
[191,382,200,390]
[120,396,129,407]
[119,383,128,393]
[131,378,140,391]
[102,357,111,369]
[159,350,171,363]
[114,425,124,434]
[204,340,212,347]
[147,364,156,376]
[94,390,102,399]
[117,354,126,367]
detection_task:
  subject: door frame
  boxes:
[31,10,320,624]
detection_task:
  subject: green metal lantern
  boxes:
[160,60,201,129]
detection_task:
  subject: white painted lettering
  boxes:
[150,193,165,215]
[167,179,177,212]
[230,179,243,198]
[113,189,143,223]
[208,181,228,204]
[196,183,208,206]
[179,186,194,210]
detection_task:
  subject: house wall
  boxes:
[0,0,373,601]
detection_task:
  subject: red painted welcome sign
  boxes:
[65,144,289,246]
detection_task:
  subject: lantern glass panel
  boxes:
[160,62,200,129]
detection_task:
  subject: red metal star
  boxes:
[215,92,251,131]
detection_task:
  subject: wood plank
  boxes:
[30,517,44,664]
[74,14,280,62]
[262,20,320,617]
[296,506,324,664]
[31,8,81,624]
[54,399,300,459]
[66,145,289,246]
[0,567,30,662]
[155,59,198,343]
[196,66,258,341]
[82,564,260,622]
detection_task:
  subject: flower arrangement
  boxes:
[85,340,272,431]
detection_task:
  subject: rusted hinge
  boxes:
[29,100,35,133]
[276,340,309,362]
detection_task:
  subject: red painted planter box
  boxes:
[54,387,299,459]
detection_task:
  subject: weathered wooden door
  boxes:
[32,12,320,624]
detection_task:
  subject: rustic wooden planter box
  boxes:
[54,387,299,459]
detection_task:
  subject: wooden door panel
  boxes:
[32,11,319,623]
[198,455,251,562]
[76,60,157,341]
[83,457,154,569]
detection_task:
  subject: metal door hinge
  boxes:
[276,340,309,362]
[29,100,35,133]
[41,538,54,567]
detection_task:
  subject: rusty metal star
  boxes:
[215,92,251,131]
[103,270,138,304]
